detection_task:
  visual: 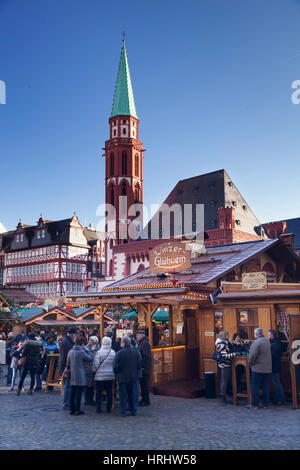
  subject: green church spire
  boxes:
[110,40,138,119]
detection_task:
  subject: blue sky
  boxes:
[1,0,300,231]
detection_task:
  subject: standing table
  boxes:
[232,356,252,405]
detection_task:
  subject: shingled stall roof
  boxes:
[0,287,36,306]
[103,239,280,291]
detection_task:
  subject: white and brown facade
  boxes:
[0,215,105,298]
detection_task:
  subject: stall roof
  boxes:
[103,239,295,290]
[0,287,36,305]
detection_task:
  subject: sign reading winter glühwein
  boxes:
[242,272,267,290]
[149,242,192,273]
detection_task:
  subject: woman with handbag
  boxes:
[93,336,115,414]
[83,336,100,406]
[66,335,93,416]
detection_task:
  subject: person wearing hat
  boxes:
[83,336,100,406]
[93,336,115,413]
[59,327,77,410]
[136,330,152,407]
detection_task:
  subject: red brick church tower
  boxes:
[104,39,145,278]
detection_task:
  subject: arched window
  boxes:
[135,154,139,177]
[110,152,114,176]
[121,182,127,215]
[110,187,114,207]
[122,151,127,175]
[109,259,113,277]
[134,183,140,203]
[137,264,145,272]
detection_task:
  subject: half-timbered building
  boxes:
[0,215,105,298]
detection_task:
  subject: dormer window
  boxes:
[20,234,24,242]
[37,231,41,239]
[16,235,20,243]
[42,230,45,238]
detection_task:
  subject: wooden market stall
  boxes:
[66,236,300,399]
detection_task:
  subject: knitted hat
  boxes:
[137,330,145,336]
[101,336,112,347]
[89,336,99,344]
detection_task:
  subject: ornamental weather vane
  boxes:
[122,30,126,43]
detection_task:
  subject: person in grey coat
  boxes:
[247,328,272,409]
[67,335,93,415]
[93,336,115,413]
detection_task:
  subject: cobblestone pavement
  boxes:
[0,375,299,450]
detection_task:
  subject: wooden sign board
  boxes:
[242,272,267,290]
[149,241,192,273]
[116,329,133,339]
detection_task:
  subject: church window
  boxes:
[110,187,115,207]
[135,154,139,177]
[110,153,114,176]
[122,151,127,175]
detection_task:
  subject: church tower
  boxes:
[104,39,145,278]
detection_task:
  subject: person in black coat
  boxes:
[136,330,152,406]
[17,333,42,395]
[113,336,141,416]
[268,330,286,405]
[59,327,77,410]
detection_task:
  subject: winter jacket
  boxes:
[269,338,282,373]
[5,336,16,364]
[137,336,152,375]
[0,340,6,364]
[93,345,115,382]
[59,335,74,375]
[68,345,93,386]
[249,335,272,374]
[10,345,24,369]
[113,345,142,383]
[21,339,42,369]
[230,341,246,355]
[84,342,100,386]
[215,338,236,368]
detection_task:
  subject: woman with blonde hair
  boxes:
[215,330,237,404]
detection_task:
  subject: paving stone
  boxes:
[0,374,299,450]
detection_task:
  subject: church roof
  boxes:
[110,42,137,119]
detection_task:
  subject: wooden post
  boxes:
[147,304,153,348]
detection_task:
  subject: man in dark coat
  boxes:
[113,336,141,416]
[136,330,152,406]
[17,333,42,395]
[59,327,77,410]
[268,330,286,405]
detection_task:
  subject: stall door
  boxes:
[184,309,199,379]
[288,314,300,409]
[198,309,215,378]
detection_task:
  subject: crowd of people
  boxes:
[214,328,286,408]
[0,326,153,417]
[0,324,288,414]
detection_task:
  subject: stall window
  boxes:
[151,307,171,348]
[237,309,258,340]
[215,311,223,334]
[276,309,289,352]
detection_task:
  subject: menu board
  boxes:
[137,309,146,328]
[152,350,163,384]
[164,349,173,374]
